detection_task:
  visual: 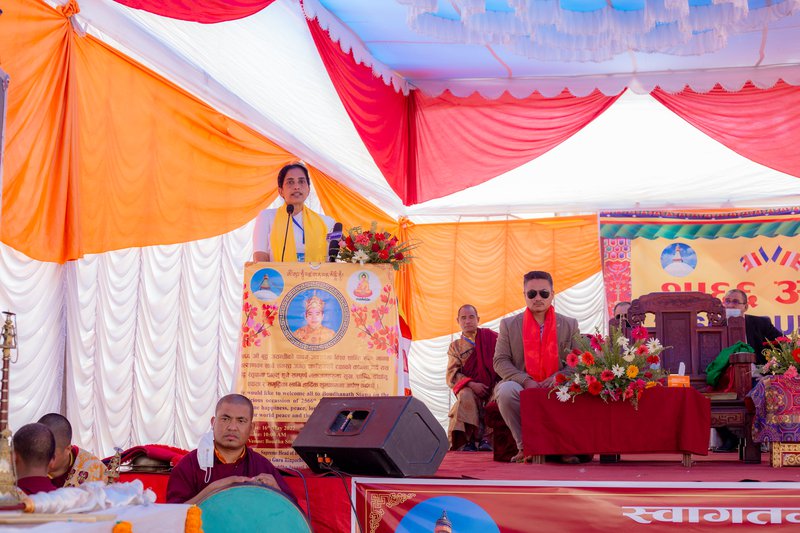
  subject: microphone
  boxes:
[280,204,294,262]
[327,222,343,262]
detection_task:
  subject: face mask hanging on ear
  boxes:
[198,430,215,483]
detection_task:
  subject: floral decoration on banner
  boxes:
[241,283,278,348]
[338,222,416,271]
[550,325,668,409]
[758,331,800,378]
[351,284,399,358]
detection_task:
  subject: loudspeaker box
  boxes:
[292,396,447,477]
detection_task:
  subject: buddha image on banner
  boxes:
[238,262,401,466]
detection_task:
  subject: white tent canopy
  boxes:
[1,0,797,454]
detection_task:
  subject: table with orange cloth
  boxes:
[521,387,711,458]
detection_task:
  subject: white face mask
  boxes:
[725,308,743,318]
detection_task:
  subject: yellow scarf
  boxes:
[270,206,328,262]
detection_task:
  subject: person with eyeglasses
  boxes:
[722,288,782,365]
[612,301,631,327]
[252,163,337,263]
[493,271,584,464]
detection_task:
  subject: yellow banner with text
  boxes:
[632,236,800,333]
[238,262,400,466]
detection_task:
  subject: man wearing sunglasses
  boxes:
[494,271,583,463]
[722,288,782,365]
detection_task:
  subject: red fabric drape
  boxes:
[652,81,800,180]
[308,18,622,206]
[112,0,275,23]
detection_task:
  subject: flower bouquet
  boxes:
[757,331,800,378]
[337,222,416,271]
[550,325,668,409]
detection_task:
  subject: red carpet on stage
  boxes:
[125,450,800,532]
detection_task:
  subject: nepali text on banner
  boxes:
[632,236,800,334]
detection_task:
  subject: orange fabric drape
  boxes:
[311,168,396,233]
[0,0,297,262]
[398,215,600,340]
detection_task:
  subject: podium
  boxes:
[237,262,401,466]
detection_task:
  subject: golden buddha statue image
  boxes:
[292,292,337,345]
[353,272,373,298]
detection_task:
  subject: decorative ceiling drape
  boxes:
[111,0,276,23]
[651,81,800,181]
[1,0,312,263]
[307,17,623,206]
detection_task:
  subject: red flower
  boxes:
[644,371,653,379]
[555,373,568,385]
[590,334,604,351]
[636,344,649,355]
[646,355,660,365]
[566,353,579,367]
[372,243,381,252]
[623,387,634,400]
[394,252,404,260]
[600,369,615,382]
[388,237,398,247]
[581,351,595,366]
[584,374,597,386]
[774,336,791,343]
[588,381,603,395]
[793,348,800,364]
[569,383,582,394]
[379,249,390,260]
[345,236,355,250]
[375,232,385,241]
[632,325,649,340]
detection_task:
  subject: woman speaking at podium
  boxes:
[252,162,337,263]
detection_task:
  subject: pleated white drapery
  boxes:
[1,227,603,457]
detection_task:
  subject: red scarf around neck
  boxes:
[523,306,559,381]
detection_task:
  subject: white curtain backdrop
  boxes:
[0,228,603,457]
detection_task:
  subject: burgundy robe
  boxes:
[17,475,57,495]
[166,447,295,504]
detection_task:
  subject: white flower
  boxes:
[646,338,662,352]
[352,250,369,263]
[622,353,636,363]
[616,336,629,349]
[612,364,626,378]
[556,387,571,402]
[573,373,582,384]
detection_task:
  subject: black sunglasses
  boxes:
[526,289,551,299]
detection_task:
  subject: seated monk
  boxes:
[166,394,296,505]
[446,304,498,452]
[38,413,107,487]
[13,423,58,495]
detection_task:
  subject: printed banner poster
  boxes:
[353,479,800,533]
[632,236,800,334]
[238,262,400,466]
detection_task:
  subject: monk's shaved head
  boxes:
[14,423,55,468]
[38,413,72,449]
[215,394,254,419]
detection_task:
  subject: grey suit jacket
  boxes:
[493,310,581,386]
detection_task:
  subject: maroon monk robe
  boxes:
[166,447,296,505]
[460,327,499,391]
[17,476,57,495]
